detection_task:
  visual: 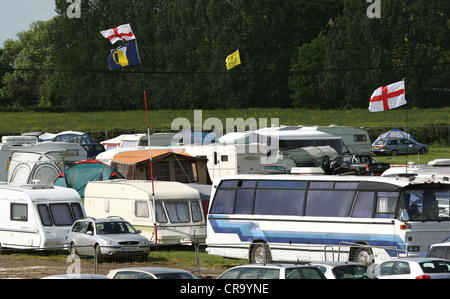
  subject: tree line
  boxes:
[0,0,448,112]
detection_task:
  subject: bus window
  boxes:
[254,189,305,216]
[210,189,235,214]
[351,192,375,218]
[306,190,355,217]
[375,192,398,218]
[402,189,450,221]
[235,189,255,214]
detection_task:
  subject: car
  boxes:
[331,153,390,175]
[52,131,96,144]
[426,242,450,260]
[107,267,199,279]
[41,274,110,279]
[372,138,429,156]
[309,261,369,279]
[217,264,326,279]
[370,258,450,279]
[67,216,150,262]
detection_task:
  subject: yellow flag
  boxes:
[226,50,241,70]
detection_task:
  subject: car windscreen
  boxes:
[419,260,450,273]
[331,265,368,279]
[96,221,138,234]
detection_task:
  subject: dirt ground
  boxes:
[0,254,224,279]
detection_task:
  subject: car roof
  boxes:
[382,257,448,263]
[232,264,317,269]
[78,217,127,223]
[310,261,366,267]
[110,267,192,274]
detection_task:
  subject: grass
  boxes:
[375,145,450,165]
[0,107,448,133]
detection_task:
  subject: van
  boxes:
[84,180,206,244]
[0,183,85,250]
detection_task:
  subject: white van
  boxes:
[84,180,206,244]
[0,183,85,250]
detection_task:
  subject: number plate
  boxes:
[121,246,138,252]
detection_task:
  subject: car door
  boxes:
[75,221,96,255]
[376,261,412,279]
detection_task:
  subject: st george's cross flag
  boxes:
[101,23,136,44]
[369,80,407,112]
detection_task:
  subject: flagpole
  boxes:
[403,78,408,173]
[140,61,157,248]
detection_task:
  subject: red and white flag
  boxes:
[100,24,136,44]
[369,80,406,112]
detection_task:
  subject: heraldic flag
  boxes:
[369,80,406,112]
[108,40,141,70]
[101,23,136,44]
[226,50,241,70]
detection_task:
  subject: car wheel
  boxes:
[95,244,103,263]
[250,242,272,264]
[391,150,398,156]
[419,147,426,154]
[70,242,78,256]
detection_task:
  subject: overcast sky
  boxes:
[0,0,56,46]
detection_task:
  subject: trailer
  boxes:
[84,180,206,244]
[0,183,85,250]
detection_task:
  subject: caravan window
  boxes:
[191,201,203,222]
[155,202,168,223]
[165,202,190,223]
[11,203,27,221]
[49,204,74,226]
[135,201,150,218]
[38,205,53,226]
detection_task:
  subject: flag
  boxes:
[101,23,135,44]
[226,50,241,70]
[369,80,406,112]
[108,40,141,70]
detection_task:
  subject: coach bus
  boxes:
[206,173,450,264]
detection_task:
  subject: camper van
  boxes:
[84,180,206,244]
[0,183,85,250]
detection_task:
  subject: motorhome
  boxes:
[0,183,85,250]
[84,180,206,244]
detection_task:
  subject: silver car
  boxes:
[67,217,150,262]
[107,267,199,279]
[217,264,326,279]
[372,138,429,156]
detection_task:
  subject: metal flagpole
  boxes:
[403,78,408,173]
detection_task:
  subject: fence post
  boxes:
[94,245,98,274]
[195,241,200,277]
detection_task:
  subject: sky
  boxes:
[0,0,57,47]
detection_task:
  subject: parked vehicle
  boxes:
[107,267,199,279]
[309,261,369,279]
[217,264,326,279]
[331,153,390,175]
[84,180,206,244]
[41,274,110,279]
[370,258,450,279]
[372,138,429,156]
[426,241,450,260]
[0,184,85,250]
[67,216,150,262]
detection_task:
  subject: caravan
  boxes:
[84,180,206,244]
[0,183,85,250]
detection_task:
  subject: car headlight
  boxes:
[139,239,150,245]
[104,240,119,246]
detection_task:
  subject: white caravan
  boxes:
[0,183,85,250]
[84,180,206,244]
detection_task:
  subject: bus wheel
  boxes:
[352,247,374,266]
[250,242,272,264]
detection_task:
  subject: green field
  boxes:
[0,108,448,162]
[0,107,448,133]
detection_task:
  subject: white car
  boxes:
[107,267,198,279]
[217,264,326,279]
[67,217,150,262]
[309,261,369,279]
[371,258,450,279]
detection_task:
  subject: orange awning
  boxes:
[112,149,197,164]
